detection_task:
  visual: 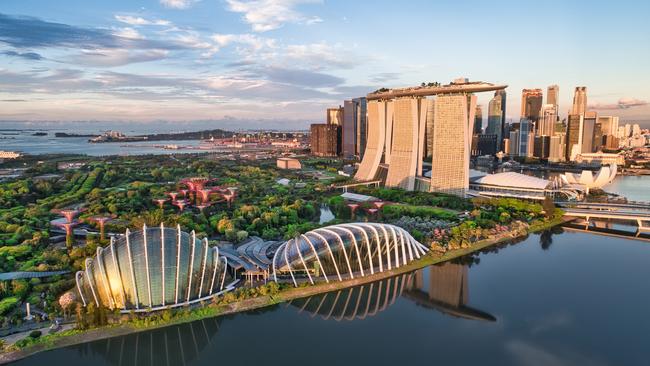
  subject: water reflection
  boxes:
[80,317,221,366]
[289,274,410,320]
[289,263,495,322]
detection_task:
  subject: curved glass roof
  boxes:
[472,172,552,190]
[76,224,235,312]
[272,223,427,286]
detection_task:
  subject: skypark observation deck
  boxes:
[367,81,508,100]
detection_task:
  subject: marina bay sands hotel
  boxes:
[353,78,507,196]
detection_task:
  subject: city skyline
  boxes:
[1,0,650,129]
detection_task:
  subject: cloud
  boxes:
[257,66,344,87]
[225,0,322,32]
[590,98,649,110]
[160,0,200,9]
[0,13,182,51]
[285,42,359,69]
[70,49,169,67]
[211,33,276,51]
[112,27,145,40]
[369,72,400,83]
[1,50,43,61]
[114,15,171,26]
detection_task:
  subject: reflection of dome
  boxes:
[88,317,221,365]
[76,224,236,312]
[561,164,618,190]
[272,223,427,286]
[289,273,411,321]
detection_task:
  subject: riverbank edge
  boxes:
[0,215,566,364]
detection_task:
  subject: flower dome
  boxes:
[75,224,235,312]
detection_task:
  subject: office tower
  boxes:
[509,130,520,157]
[549,134,566,162]
[593,120,603,152]
[597,116,618,137]
[538,104,557,137]
[356,98,368,158]
[624,124,632,138]
[566,114,583,161]
[520,89,543,123]
[310,123,340,156]
[327,107,344,125]
[603,135,619,150]
[486,92,504,147]
[342,98,367,158]
[518,119,533,157]
[473,105,483,135]
[495,89,507,150]
[571,86,587,115]
[547,85,559,108]
[503,138,511,155]
[476,134,498,156]
[429,94,476,196]
[583,111,597,153]
[533,135,551,159]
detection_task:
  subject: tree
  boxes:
[542,197,556,218]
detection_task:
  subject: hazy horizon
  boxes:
[1,0,649,127]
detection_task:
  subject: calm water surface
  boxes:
[12,230,650,366]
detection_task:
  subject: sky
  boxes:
[0,0,649,130]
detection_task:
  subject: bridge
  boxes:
[561,206,650,234]
[556,201,650,211]
[333,180,382,192]
[563,224,650,243]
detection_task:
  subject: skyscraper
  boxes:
[429,94,477,196]
[547,85,559,108]
[518,119,534,157]
[486,90,506,151]
[571,87,587,115]
[583,111,597,153]
[342,98,367,158]
[473,105,483,135]
[565,115,580,161]
[597,116,619,137]
[327,107,344,125]
[520,89,543,123]
[310,123,340,156]
[549,134,566,162]
[538,104,557,137]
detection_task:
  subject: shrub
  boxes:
[29,330,42,339]
[0,297,19,315]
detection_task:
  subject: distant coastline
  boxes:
[53,128,236,143]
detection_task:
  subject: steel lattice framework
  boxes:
[75,224,237,313]
[272,223,428,286]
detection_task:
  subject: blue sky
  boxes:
[1,0,649,129]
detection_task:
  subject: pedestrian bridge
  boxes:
[562,207,650,234]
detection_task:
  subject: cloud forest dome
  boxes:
[272,223,428,286]
[76,224,236,312]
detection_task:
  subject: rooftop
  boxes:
[470,172,552,190]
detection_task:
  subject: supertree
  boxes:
[87,216,111,241]
[167,192,179,201]
[153,198,168,209]
[172,200,188,212]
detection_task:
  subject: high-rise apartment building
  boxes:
[547,85,559,108]
[521,89,543,123]
[571,87,587,115]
